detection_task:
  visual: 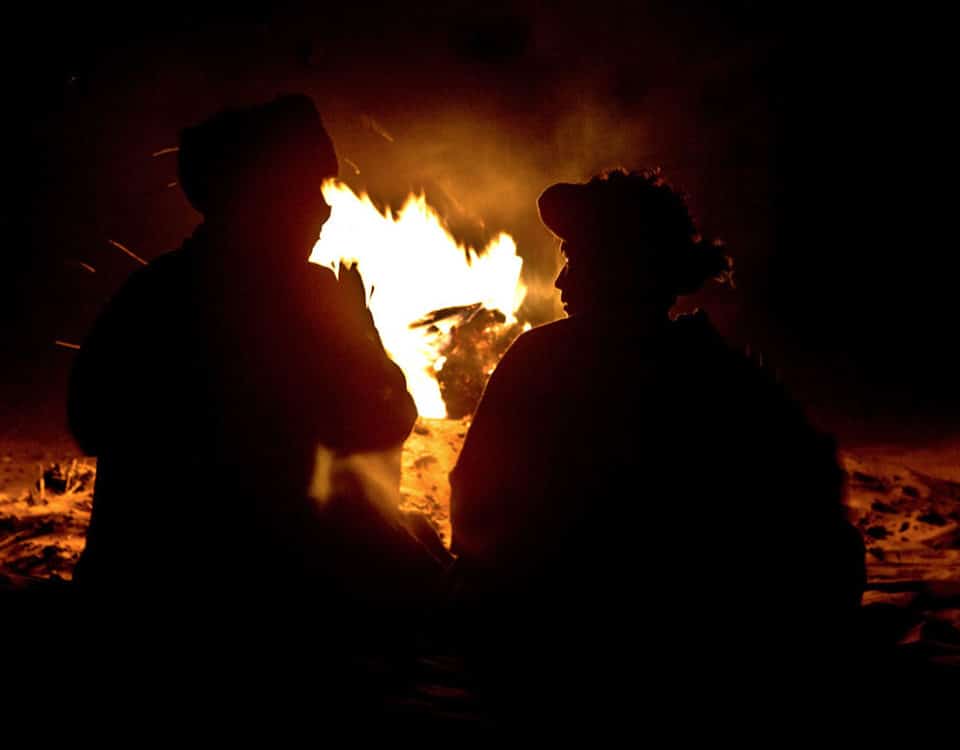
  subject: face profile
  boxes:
[553,238,675,318]
[241,149,335,254]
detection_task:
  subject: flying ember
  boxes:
[310,179,527,418]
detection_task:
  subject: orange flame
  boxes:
[310,179,527,418]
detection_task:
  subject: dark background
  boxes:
[0,1,953,446]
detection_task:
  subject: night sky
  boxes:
[1,2,953,444]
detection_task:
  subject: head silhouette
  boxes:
[538,169,732,317]
[178,94,339,262]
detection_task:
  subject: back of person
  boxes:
[69,248,214,593]
[455,310,860,601]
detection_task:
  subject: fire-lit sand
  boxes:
[0,418,464,577]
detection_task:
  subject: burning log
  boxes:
[436,307,524,419]
[409,303,483,330]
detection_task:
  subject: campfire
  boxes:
[310,179,528,419]
[309,180,536,542]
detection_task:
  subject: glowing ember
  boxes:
[310,179,527,417]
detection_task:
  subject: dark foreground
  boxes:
[2,426,959,728]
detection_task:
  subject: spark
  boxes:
[67,260,97,274]
[361,115,395,143]
[108,240,147,266]
[54,340,81,350]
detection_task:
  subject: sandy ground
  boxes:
[398,418,466,548]
[0,418,465,581]
[2,421,959,679]
[0,436,93,581]
[843,450,960,674]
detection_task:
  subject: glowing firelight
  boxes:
[310,179,527,418]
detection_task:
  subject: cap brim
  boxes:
[537,182,589,240]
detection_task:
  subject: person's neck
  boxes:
[204,214,287,245]
[200,218,311,264]
[576,296,673,329]
[188,223,313,293]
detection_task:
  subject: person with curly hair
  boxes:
[449,168,866,721]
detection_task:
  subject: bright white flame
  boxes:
[310,179,526,418]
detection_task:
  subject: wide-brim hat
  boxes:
[178,94,338,215]
[537,182,596,242]
[537,170,698,252]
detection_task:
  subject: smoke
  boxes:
[309,444,406,532]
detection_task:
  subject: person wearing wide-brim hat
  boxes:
[449,168,866,721]
[68,95,442,634]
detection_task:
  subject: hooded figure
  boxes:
[449,168,866,718]
[68,96,441,629]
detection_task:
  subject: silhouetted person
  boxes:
[68,96,443,653]
[449,169,866,720]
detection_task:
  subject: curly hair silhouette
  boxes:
[539,168,733,297]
